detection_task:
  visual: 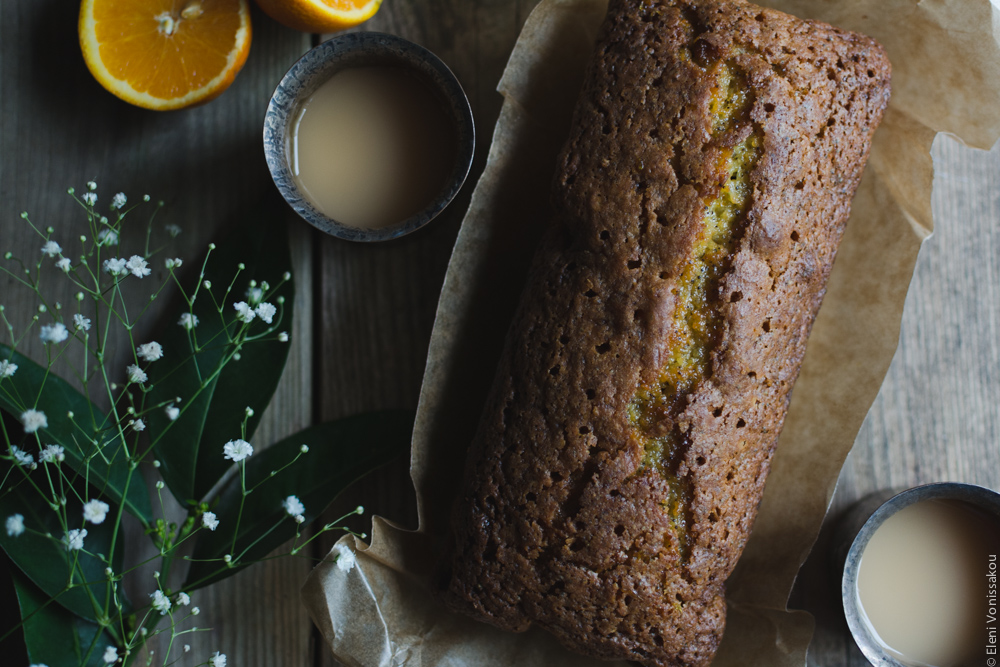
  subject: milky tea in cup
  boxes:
[854,498,1000,666]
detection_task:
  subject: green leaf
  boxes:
[12,569,116,667]
[0,345,152,525]
[0,459,130,624]
[182,410,413,590]
[147,212,294,504]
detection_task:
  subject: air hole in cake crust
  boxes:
[762,318,771,332]
[730,291,743,302]
[586,388,596,399]
[596,342,611,354]
[615,524,626,536]
[584,289,599,298]
[600,230,611,240]
[736,418,746,428]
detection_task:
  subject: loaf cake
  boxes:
[443,0,891,665]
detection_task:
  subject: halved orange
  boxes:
[253,0,381,34]
[80,0,252,111]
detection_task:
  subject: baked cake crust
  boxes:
[443,1,890,665]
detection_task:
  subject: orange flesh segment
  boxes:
[93,0,242,100]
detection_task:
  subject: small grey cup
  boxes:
[837,482,1000,667]
[264,32,475,242]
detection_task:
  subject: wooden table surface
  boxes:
[2,1,997,666]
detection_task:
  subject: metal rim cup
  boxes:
[263,32,475,242]
[840,482,1000,666]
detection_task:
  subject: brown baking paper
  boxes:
[302,1,1000,664]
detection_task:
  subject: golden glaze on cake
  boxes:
[444,1,891,665]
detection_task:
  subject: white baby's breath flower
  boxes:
[209,652,227,667]
[102,645,118,664]
[282,495,305,517]
[83,192,98,206]
[165,257,183,269]
[39,322,69,344]
[10,448,35,473]
[10,445,34,468]
[20,409,48,433]
[233,301,255,323]
[223,439,253,462]
[295,514,305,524]
[201,511,219,531]
[83,499,110,525]
[278,331,289,343]
[176,592,190,606]
[132,419,146,432]
[103,257,128,276]
[40,444,65,463]
[0,360,16,378]
[255,302,276,324]
[335,544,356,573]
[165,404,180,421]
[73,313,92,331]
[63,528,87,551]
[178,312,199,330]
[125,255,150,278]
[165,224,182,237]
[111,192,127,210]
[41,240,62,257]
[87,180,97,191]
[300,444,309,454]
[56,257,72,273]
[97,228,119,246]
[184,645,191,653]
[149,589,171,615]
[5,513,25,537]
[126,364,147,384]
[137,341,163,362]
